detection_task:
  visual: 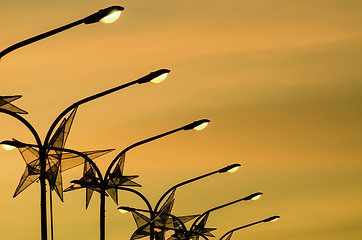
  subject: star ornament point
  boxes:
[0,95,28,114]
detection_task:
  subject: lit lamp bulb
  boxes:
[227,165,240,173]
[118,209,129,214]
[72,183,83,189]
[251,193,262,201]
[193,122,209,131]
[264,216,280,223]
[1,144,16,151]
[100,11,122,24]
[269,217,280,222]
[150,73,169,84]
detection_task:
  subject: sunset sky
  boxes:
[1,0,362,239]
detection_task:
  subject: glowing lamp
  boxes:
[227,165,240,173]
[73,183,83,189]
[150,72,169,84]
[118,209,129,214]
[1,144,16,151]
[251,193,263,201]
[100,11,122,24]
[193,122,209,131]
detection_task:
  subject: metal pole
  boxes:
[100,188,106,240]
[50,188,54,240]
[39,146,48,240]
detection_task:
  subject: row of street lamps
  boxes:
[0,4,279,240]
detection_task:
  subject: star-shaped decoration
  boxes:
[13,138,114,201]
[167,215,200,240]
[12,107,114,201]
[106,152,141,204]
[64,160,104,208]
[129,190,198,240]
[0,95,27,114]
[189,212,216,240]
[129,190,176,240]
[131,211,198,240]
[65,152,141,208]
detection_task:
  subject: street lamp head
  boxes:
[243,192,263,201]
[137,69,171,84]
[218,163,241,173]
[263,216,280,223]
[68,180,84,189]
[83,6,124,24]
[1,143,16,151]
[182,119,210,131]
[118,206,133,213]
[72,183,83,189]
[0,140,26,151]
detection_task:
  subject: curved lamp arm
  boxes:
[190,192,263,232]
[116,187,154,220]
[0,6,124,59]
[219,216,280,240]
[104,119,210,182]
[0,109,42,148]
[43,69,170,148]
[154,163,241,213]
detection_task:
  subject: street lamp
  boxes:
[0,6,124,59]
[116,163,241,240]
[219,216,280,240]
[118,205,192,240]
[0,69,169,240]
[153,163,240,213]
[188,192,263,240]
[63,119,210,240]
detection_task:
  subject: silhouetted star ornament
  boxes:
[12,107,114,201]
[64,160,103,208]
[167,215,200,240]
[0,95,27,114]
[190,212,216,240]
[107,152,141,204]
[129,190,198,240]
[64,152,141,208]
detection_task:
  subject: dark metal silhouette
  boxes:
[0,69,171,240]
[0,6,124,59]
[218,216,280,240]
[64,119,210,240]
[0,95,27,114]
[187,192,263,240]
[117,164,240,240]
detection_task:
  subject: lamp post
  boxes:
[219,216,280,240]
[0,6,124,59]
[63,119,210,240]
[188,192,263,240]
[0,69,169,240]
[117,164,241,240]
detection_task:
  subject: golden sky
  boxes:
[1,0,362,239]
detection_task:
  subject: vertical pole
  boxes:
[50,189,54,240]
[39,147,48,240]
[100,187,106,240]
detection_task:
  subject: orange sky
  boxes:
[1,0,362,239]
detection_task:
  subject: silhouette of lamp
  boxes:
[219,216,280,240]
[187,192,264,240]
[0,69,170,240]
[62,119,210,240]
[116,164,241,240]
[0,6,124,59]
